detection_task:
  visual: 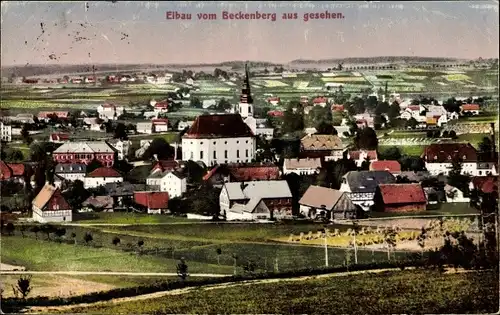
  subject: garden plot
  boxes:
[378,137,440,145]
[293,81,310,89]
[224,81,236,86]
[401,75,428,80]
[443,74,471,82]
[352,72,362,77]
[254,76,283,80]
[254,80,290,88]
[436,82,448,86]
[321,77,366,82]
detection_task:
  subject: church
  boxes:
[180,64,257,166]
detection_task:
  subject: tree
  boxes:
[5,222,15,236]
[478,137,493,153]
[354,128,378,150]
[383,227,398,261]
[137,240,144,253]
[217,98,232,111]
[71,232,77,245]
[113,123,128,140]
[4,148,24,162]
[216,248,222,265]
[364,96,378,111]
[83,232,93,244]
[112,236,121,246]
[143,138,175,160]
[447,158,470,196]
[183,160,206,184]
[14,275,32,299]
[360,158,371,170]
[41,224,55,240]
[373,115,386,130]
[63,180,90,210]
[282,104,304,134]
[405,117,418,129]
[54,228,66,240]
[387,101,400,122]
[375,102,390,115]
[380,147,401,160]
[21,124,32,145]
[176,258,189,282]
[86,159,104,174]
[30,226,40,240]
[190,97,202,108]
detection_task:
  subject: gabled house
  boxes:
[469,176,498,195]
[340,170,396,211]
[299,185,358,220]
[49,133,70,143]
[38,111,69,122]
[97,104,124,121]
[347,150,378,167]
[152,118,169,132]
[104,181,146,208]
[444,184,470,203]
[147,170,187,198]
[312,97,328,107]
[369,160,401,174]
[134,191,169,214]
[137,122,154,134]
[84,167,123,189]
[460,104,480,115]
[422,143,478,176]
[373,183,427,213]
[32,183,72,223]
[300,134,346,161]
[0,161,25,183]
[220,180,293,220]
[283,158,321,175]
[82,196,114,212]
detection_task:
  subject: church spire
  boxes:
[240,63,253,104]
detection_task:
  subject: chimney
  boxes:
[240,181,248,191]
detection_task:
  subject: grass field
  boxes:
[69,269,499,314]
[75,212,193,224]
[379,145,424,156]
[1,236,232,274]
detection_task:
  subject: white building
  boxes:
[152,119,169,132]
[97,104,124,121]
[283,158,321,175]
[137,122,153,134]
[203,99,217,109]
[347,150,378,167]
[178,121,194,131]
[84,167,123,189]
[107,139,131,160]
[32,183,72,223]
[444,184,470,203]
[0,122,12,142]
[422,143,484,176]
[147,170,187,198]
[181,113,256,166]
[54,163,87,182]
[339,171,396,211]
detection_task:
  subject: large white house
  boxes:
[181,113,256,166]
[1,122,12,142]
[97,104,124,121]
[32,183,72,223]
[84,167,123,189]
[147,170,187,198]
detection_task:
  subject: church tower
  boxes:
[237,63,253,119]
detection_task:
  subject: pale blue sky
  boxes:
[1,1,498,65]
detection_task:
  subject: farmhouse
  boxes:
[340,170,396,211]
[422,143,479,176]
[177,121,194,131]
[97,104,124,121]
[53,141,116,167]
[107,139,131,160]
[32,183,72,223]
[220,180,293,219]
[1,122,12,142]
[460,104,480,115]
[373,183,427,213]
[84,167,123,189]
[300,134,346,161]
[152,118,169,132]
[49,133,70,143]
[147,170,187,198]
[54,163,86,182]
[82,196,114,212]
[151,160,180,174]
[369,160,401,174]
[203,162,280,187]
[299,185,358,220]
[283,158,321,175]
[38,111,69,122]
[133,191,169,214]
[181,114,256,166]
[83,118,103,131]
[444,184,470,203]
[0,161,25,182]
[137,122,154,134]
[348,150,378,167]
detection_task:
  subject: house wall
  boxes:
[264,198,292,219]
[32,206,73,223]
[84,176,123,189]
[160,174,187,198]
[426,162,478,176]
[154,124,169,133]
[383,203,427,213]
[1,122,12,142]
[182,136,256,166]
[57,173,86,182]
[53,153,114,167]
[226,210,253,221]
[148,208,162,214]
[282,165,319,175]
[219,187,230,212]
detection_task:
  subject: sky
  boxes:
[1,1,498,66]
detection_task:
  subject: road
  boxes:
[0,271,230,277]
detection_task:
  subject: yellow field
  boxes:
[263,80,289,87]
[293,81,310,88]
[321,77,366,82]
[443,74,471,81]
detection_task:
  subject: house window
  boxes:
[237,141,239,144]
[200,151,204,159]
[224,150,228,159]
[236,150,240,158]
[213,141,216,145]
[224,141,227,144]
[463,155,466,159]
[245,149,249,157]
[246,140,248,143]
[213,151,217,159]
[190,152,194,159]
[201,142,204,145]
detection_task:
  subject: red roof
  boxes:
[462,104,480,111]
[0,161,13,180]
[267,97,280,102]
[7,163,25,177]
[422,143,477,163]
[46,189,71,211]
[154,102,169,108]
[203,163,280,182]
[356,119,367,125]
[50,133,70,141]
[203,165,221,181]
[134,191,169,209]
[151,160,179,173]
[268,110,284,117]
[87,167,122,178]
[313,97,328,104]
[184,114,254,139]
[102,103,116,109]
[471,176,498,194]
[378,183,427,204]
[349,150,378,160]
[408,105,420,111]
[331,105,344,111]
[152,118,169,125]
[38,111,69,119]
[370,160,401,173]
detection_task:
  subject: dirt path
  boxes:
[24,267,480,314]
[0,271,230,277]
[0,263,26,271]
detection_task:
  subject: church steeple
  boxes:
[237,63,253,118]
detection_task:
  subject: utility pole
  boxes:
[324,231,329,267]
[352,220,359,264]
[274,257,279,273]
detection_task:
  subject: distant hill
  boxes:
[289,56,474,64]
